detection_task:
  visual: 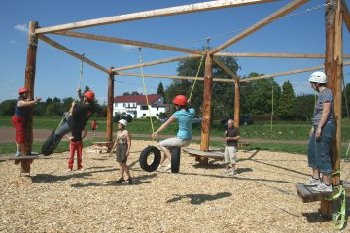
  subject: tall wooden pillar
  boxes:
[20,21,38,174]
[199,53,213,164]
[233,79,240,128]
[106,68,115,143]
[320,0,343,216]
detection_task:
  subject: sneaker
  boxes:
[116,178,124,183]
[232,170,237,176]
[312,183,332,192]
[157,164,163,171]
[67,169,73,172]
[15,152,21,157]
[304,177,321,186]
[165,163,171,170]
[128,178,133,184]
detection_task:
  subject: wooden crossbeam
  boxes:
[211,0,309,54]
[240,60,350,82]
[342,0,350,32]
[53,31,201,54]
[213,57,239,80]
[35,0,276,34]
[38,34,109,74]
[114,54,202,72]
[215,52,350,59]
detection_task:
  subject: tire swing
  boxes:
[170,147,181,173]
[139,146,161,172]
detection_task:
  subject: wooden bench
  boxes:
[92,141,114,153]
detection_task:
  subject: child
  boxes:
[111,119,132,184]
[224,119,240,175]
[152,95,194,170]
[67,129,87,171]
[90,119,98,135]
[12,87,41,156]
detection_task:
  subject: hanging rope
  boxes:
[189,53,205,100]
[78,53,85,90]
[138,48,155,135]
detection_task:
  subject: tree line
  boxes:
[1,58,349,121]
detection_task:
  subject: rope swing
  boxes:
[138,48,155,135]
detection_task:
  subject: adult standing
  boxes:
[305,71,335,192]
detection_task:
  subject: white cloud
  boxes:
[120,44,137,51]
[14,24,28,33]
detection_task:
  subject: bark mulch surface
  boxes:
[1,140,349,233]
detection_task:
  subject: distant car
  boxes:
[192,117,202,124]
[240,115,254,125]
[220,115,254,126]
[159,117,168,123]
[113,113,133,123]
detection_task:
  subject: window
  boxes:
[141,105,148,110]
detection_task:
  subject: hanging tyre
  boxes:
[139,146,161,172]
[170,147,181,173]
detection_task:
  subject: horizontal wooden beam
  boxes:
[118,61,350,83]
[117,72,236,83]
[38,34,109,74]
[114,54,202,72]
[211,0,309,54]
[35,0,276,34]
[240,60,350,82]
[53,31,201,54]
[213,57,239,80]
[215,52,350,59]
[342,0,350,32]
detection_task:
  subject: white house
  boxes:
[113,94,169,118]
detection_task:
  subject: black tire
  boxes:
[170,147,181,173]
[139,146,161,172]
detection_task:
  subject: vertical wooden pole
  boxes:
[199,53,213,164]
[233,79,240,128]
[106,67,115,143]
[21,21,38,174]
[321,0,343,216]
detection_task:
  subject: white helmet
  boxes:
[309,71,327,83]
[118,119,127,127]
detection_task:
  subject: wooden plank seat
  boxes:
[296,182,350,203]
[182,148,225,160]
[92,141,114,153]
[238,142,250,149]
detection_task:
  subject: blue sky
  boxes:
[1,0,349,104]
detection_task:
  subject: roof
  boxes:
[114,94,162,105]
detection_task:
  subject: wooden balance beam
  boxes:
[182,148,225,160]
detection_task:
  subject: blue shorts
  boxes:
[307,122,335,174]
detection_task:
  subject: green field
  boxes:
[1,116,349,156]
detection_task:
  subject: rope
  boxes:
[138,48,155,135]
[78,53,85,91]
[189,53,205,100]
[325,170,347,230]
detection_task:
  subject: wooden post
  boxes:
[199,53,213,164]
[233,79,240,128]
[20,21,38,174]
[106,68,115,143]
[320,0,343,217]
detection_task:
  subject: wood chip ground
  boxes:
[1,140,349,232]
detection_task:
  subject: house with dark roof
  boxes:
[113,94,169,118]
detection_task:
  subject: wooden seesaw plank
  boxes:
[296,183,332,203]
[182,148,225,160]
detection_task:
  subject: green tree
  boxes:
[342,83,350,118]
[166,54,239,119]
[278,80,297,120]
[240,74,281,116]
[157,82,165,96]
[0,99,16,116]
[46,102,64,116]
[295,94,315,121]
[62,97,74,112]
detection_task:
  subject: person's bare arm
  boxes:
[17,97,41,107]
[152,116,176,139]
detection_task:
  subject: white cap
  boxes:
[309,71,327,83]
[118,119,127,127]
